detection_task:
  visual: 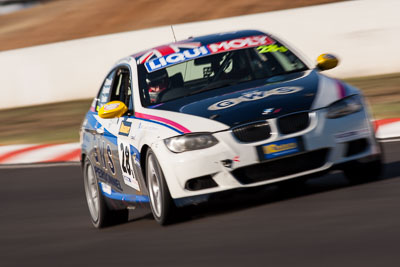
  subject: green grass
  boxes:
[344,72,400,119]
[0,73,399,145]
[370,101,400,119]
[0,99,92,145]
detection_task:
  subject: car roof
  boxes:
[131,29,269,64]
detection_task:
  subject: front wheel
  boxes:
[343,155,383,184]
[146,149,175,225]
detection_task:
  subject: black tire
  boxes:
[278,177,307,193]
[146,149,175,225]
[83,158,127,228]
[343,154,383,184]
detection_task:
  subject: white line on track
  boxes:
[0,162,80,169]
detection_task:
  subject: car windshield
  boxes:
[137,41,308,106]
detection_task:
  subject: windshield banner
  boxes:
[145,35,275,72]
[145,46,210,72]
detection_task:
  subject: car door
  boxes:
[106,66,145,197]
[90,69,124,194]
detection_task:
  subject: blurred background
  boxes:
[3,0,370,145]
[1,2,400,267]
[0,0,342,50]
[0,0,399,144]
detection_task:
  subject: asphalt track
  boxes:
[1,142,399,267]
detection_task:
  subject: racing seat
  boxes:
[222,53,251,81]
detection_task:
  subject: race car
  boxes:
[80,29,383,227]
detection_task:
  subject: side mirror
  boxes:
[316,54,339,71]
[98,101,128,119]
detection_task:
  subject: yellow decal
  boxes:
[257,44,288,53]
[263,142,297,154]
[119,123,131,135]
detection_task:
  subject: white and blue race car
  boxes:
[81,30,382,227]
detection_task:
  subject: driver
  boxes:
[146,70,169,103]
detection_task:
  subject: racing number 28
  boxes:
[118,141,140,191]
[120,143,131,175]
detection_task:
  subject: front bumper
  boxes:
[153,107,380,201]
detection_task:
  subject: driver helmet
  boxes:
[146,69,169,103]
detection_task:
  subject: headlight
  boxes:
[326,94,363,119]
[164,133,219,153]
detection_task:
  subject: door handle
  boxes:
[96,127,104,134]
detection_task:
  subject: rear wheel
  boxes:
[83,158,127,228]
[146,149,175,225]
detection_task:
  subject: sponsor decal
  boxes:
[119,121,131,136]
[118,140,140,191]
[208,35,274,53]
[257,44,288,53]
[143,35,275,72]
[94,165,122,191]
[334,128,370,143]
[260,138,300,160]
[208,86,303,110]
[145,46,210,72]
[101,96,108,103]
[104,103,120,111]
[106,144,115,175]
[262,108,274,115]
[323,54,336,59]
[104,78,113,86]
[138,42,202,64]
[93,139,116,175]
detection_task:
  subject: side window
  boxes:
[109,67,133,112]
[96,70,116,112]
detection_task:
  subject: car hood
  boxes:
[150,70,328,127]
